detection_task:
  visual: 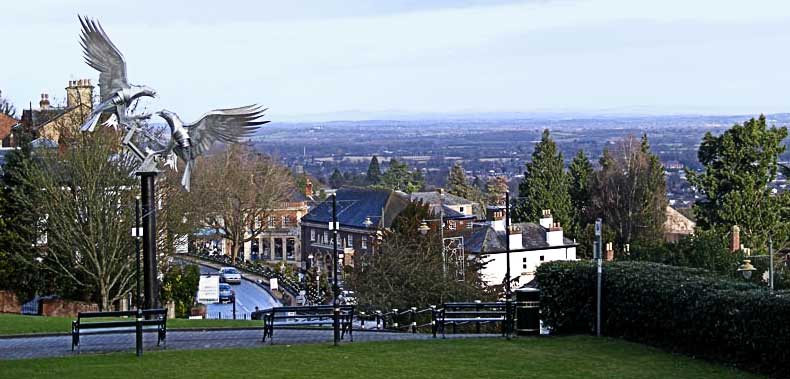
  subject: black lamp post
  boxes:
[332,194,340,346]
[504,191,512,339]
[134,196,142,309]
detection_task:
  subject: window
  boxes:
[522,257,527,263]
[323,231,329,244]
[267,216,276,228]
[522,264,527,269]
[466,221,473,230]
[347,234,354,247]
[361,237,368,250]
[286,239,295,260]
[459,206,465,213]
[283,215,292,227]
[540,255,545,261]
[448,220,457,230]
[310,229,315,241]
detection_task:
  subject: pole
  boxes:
[594,218,602,337]
[332,194,340,346]
[138,172,160,310]
[135,308,143,357]
[769,235,774,291]
[504,191,512,340]
[135,198,142,309]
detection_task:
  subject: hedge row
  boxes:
[536,261,790,377]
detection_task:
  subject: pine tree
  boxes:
[329,168,345,189]
[376,159,424,193]
[568,149,593,237]
[366,155,381,185]
[688,115,788,250]
[486,176,509,206]
[447,162,473,199]
[513,129,572,228]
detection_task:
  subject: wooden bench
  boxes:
[71,309,167,352]
[433,302,510,338]
[260,305,354,344]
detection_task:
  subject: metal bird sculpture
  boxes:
[78,15,156,132]
[155,105,268,191]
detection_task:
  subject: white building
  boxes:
[465,207,577,286]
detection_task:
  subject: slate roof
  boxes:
[301,187,409,229]
[410,191,474,206]
[464,222,576,254]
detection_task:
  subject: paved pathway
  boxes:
[0,328,495,360]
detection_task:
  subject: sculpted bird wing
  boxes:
[185,105,268,157]
[79,15,128,101]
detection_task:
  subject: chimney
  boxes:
[487,205,506,232]
[605,242,614,261]
[39,93,50,109]
[539,209,553,229]
[546,222,564,246]
[508,225,523,250]
[730,225,740,253]
[66,79,94,109]
[305,178,313,198]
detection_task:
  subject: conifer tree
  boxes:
[366,155,381,185]
[688,115,788,249]
[447,162,474,199]
[513,129,572,228]
[568,149,593,237]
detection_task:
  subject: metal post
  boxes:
[332,194,340,346]
[233,296,237,320]
[135,308,143,357]
[504,191,512,339]
[138,172,160,310]
[769,235,774,291]
[135,197,142,310]
[594,218,603,337]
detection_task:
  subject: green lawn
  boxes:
[0,336,761,379]
[0,314,260,335]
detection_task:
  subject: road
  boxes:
[199,266,281,319]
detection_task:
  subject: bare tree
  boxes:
[0,90,16,118]
[189,144,293,261]
[20,129,137,310]
[589,135,667,248]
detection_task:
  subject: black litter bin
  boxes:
[515,288,540,336]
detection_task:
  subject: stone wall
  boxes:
[0,290,21,314]
[41,298,98,317]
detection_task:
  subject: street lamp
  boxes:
[418,220,431,235]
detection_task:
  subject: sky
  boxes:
[2,0,790,121]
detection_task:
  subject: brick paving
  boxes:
[0,328,496,360]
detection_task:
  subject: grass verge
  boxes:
[0,336,761,378]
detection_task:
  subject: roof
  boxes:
[465,222,575,254]
[664,206,695,235]
[0,114,17,140]
[301,187,409,229]
[410,191,475,206]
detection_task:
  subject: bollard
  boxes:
[135,308,143,357]
[360,312,366,328]
[392,309,399,329]
[430,305,437,337]
[475,301,482,334]
[412,307,419,333]
[376,311,382,329]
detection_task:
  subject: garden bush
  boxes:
[536,260,790,377]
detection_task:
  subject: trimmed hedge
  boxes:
[537,261,790,377]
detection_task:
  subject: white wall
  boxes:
[479,246,576,286]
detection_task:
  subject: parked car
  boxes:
[219,267,242,284]
[219,283,235,304]
[339,290,357,305]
